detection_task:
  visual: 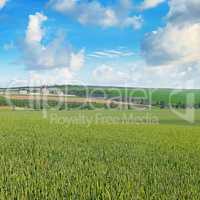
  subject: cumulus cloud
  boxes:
[25,12,47,45]
[91,61,200,89]
[28,68,75,86]
[48,0,143,29]
[51,0,76,12]
[140,0,165,10]
[70,50,85,71]
[142,0,200,67]
[142,23,200,65]
[0,0,7,9]
[92,64,130,85]
[167,0,200,24]
[123,16,143,29]
[7,68,76,88]
[21,12,85,71]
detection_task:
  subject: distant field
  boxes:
[0,95,149,110]
[1,94,110,104]
[1,85,200,106]
[0,109,200,199]
[49,85,200,104]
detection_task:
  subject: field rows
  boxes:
[0,110,200,199]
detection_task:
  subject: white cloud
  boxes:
[26,12,47,45]
[91,61,200,89]
[88,48,135,59]
[0,0,7,9]
[139,0,200,88]
[49,0,143,29]
[77,5,119,28]
[123,16,143,29]
[10,61,200,89]
[142,0,200,66]
[167,0,200,24]
[51,0,76,12]
[70,50,85,71]
[22,12,85,71]
[92,65,130,85]
[142,23,200,65]
[6,68,76,88]
[140,0,165,10]
[28,68,75,86]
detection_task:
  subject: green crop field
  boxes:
[2,86,200,106]
[0,109,200,199]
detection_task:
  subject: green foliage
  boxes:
[0,110,200,199]
[0,96,7,106]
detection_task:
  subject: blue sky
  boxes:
[0,0,199,88]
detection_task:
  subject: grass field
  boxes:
[0,109,200,199]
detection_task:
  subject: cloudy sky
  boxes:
[0,0,199,88]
